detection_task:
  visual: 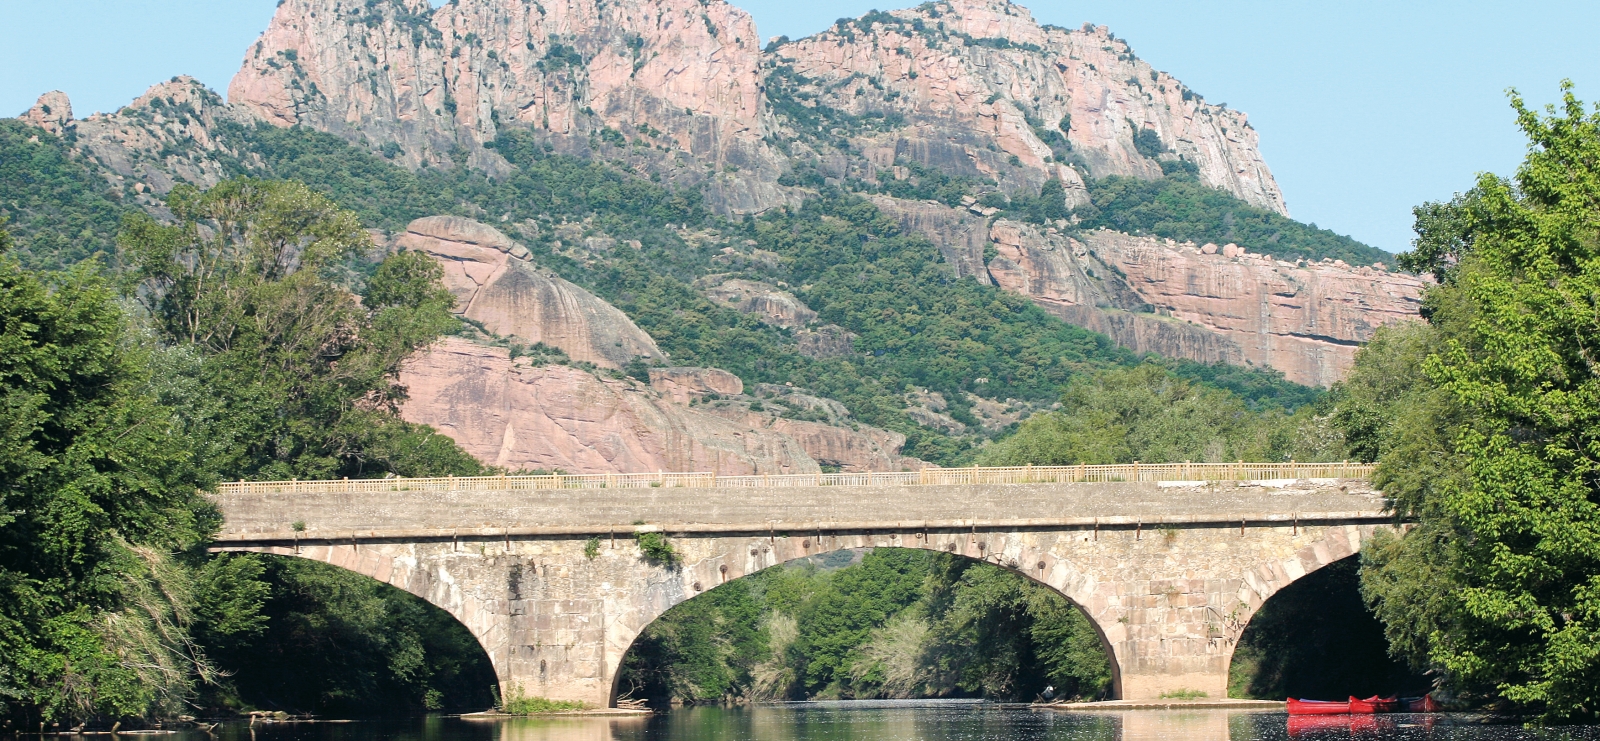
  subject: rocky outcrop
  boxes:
[771,0,1285,214]
[20,81,257,200]
[399,338,818,474]
[228,0,787,211]
[699,277,817,328]
[20,91,72,134]
[870,195,993,283]
[648,367,744,405]
[221,0,1287,216]
[700,404,923,473]
[796,325,857,359]
[986,223,1427,386]
[395,216,663,369]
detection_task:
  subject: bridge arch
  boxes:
[216,519,1394,706]
[210,470,1398,706]
[605,544,1122,706]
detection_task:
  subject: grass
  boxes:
[499,684,589,714]
[1159,688,1210,700]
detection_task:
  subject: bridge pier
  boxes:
[220,515,1389,704]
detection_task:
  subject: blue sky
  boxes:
[2,1,1596,254]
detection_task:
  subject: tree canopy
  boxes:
[1348,83,1600,722]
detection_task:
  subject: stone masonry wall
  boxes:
[214,480,1394,703]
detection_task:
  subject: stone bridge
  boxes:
[209,464,1394,705]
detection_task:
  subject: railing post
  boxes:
[1133,461,1140,482]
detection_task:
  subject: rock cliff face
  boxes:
[399,338,817,474]
[771,0,1286,214]
[698,277,817,328]
[223,0,1285,216]
[395,215,663,369]
[229,0,786,211]
[985,223,1427,386]
[399,338,923,473]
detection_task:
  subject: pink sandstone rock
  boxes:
[395,216,663,370]
[399,338,818,474]
[985,222,1428,386]
[227,0,786,211]
[20,92,71,134]
[648,367,744,405]
[774,0,1287,214]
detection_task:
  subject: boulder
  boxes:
[396,216,664,370]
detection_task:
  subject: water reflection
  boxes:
[197,703,1600,741]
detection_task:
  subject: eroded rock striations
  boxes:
[399,338,817,474]
[229,0,787,211]
[220,0,1285,216]
[985,222,1427,386]
[394,216,663,370]
[771,0,1286,214]
[393,216,923,472]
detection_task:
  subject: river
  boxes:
[196,702,1598,741]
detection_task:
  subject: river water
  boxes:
[200,702,1598,741]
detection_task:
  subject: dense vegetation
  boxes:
[975,364,1339,466]
[0,121,127,270]
[193,122,1319,462]
[1074,167,1393,267]
[1338,86,1600,723]
[0,181,497,727]
[618,549,1111,704]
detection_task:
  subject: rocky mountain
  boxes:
[392,215,663,369]
[224,0,1282,215]
[986,225,1425,387]
[768,0,1285,213]
[5,0,1422,474]
[230,0,787,212]
[392,215,924,472]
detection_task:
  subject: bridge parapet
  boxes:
[214,462,1375,497]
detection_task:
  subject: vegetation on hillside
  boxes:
[1073,166,1392,266]
[975,364,1340,466]
[0,121,127,270]
[617,549,1111,704]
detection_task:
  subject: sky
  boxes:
[2,1,1596,254]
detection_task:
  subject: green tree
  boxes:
[977,364,1340,466]
[0,218,222,724]
[118,178,481,480]
[1348,84,1600,722]
[1421,86,1600,720]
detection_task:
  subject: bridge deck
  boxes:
[213,477,1389,544]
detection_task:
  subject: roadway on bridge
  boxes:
[214,478,1388,544]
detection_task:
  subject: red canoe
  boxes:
[1403,695,1442,713]
[1349,695,1401,714]
[1287,698,1350,715]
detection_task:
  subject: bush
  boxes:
[636,532,678,565]
[499,683,587,714]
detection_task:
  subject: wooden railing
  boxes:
[215,462,1375,496]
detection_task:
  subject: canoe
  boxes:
[1286,698,1350,715]
[1348,695,1401,714]
[1402,694,1442,713]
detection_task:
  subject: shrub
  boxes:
[500,683,587,714]
[636,531,678,565]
